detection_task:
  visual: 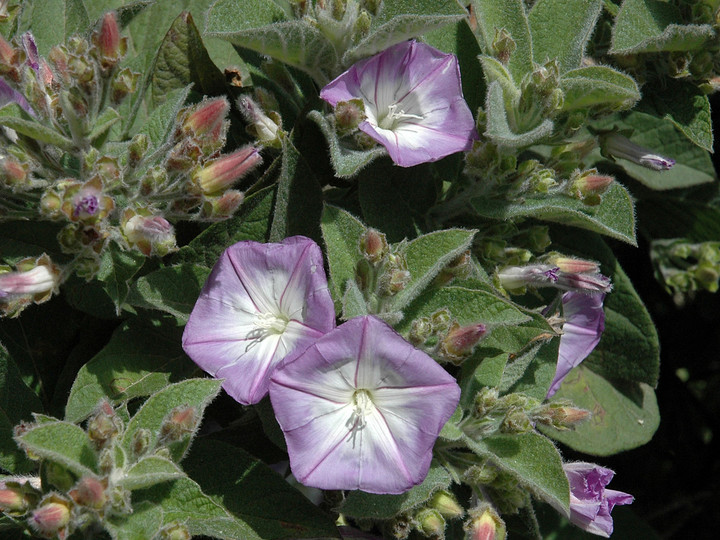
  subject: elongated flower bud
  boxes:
[93,12,126,70]
[182,98,229,136]
[29,497,71,537]
[464,506,506,540]
[192,146,262,195]
[600,132,675,171]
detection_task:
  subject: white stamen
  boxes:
[378,104,424,130]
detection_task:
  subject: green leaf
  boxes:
[593,110,717,190]
[306,110,386,179]
[126,264,211,322]
[65,317,198,423]
[528,0,602,72]
[133,477,264,540]
[16,420,97,476]
[172,186,274,267]
[610,0,715,54]
[463,431,569,513]
[16,0,89,56]
[504,338,559,401]
[88,107,121,143]
[460,352,508,407]
[346,0,467,64]
[637,79,713,152]
[485,81,554,147]
[388,229,477,313]
[0,347,42,473]
[0,104,74,149]
[560,66,640,111]
[320,205,367,306]
[150,11,226,107]
[95,243,145,315]
[118,455,186,490]
[340,462,453,519]
[396,284,530,335]
[541,366,660,455]
[268,135,323,243]
[142,86,192,148]
[342,279,369,320]
[205,0,337,83]
[470,0,534,81]
[183,439,341,539]
[105,501,164,540]
[471,182,637,245]
[121,378,222,463]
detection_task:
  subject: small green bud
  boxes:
[429,490,464,519]
[416,508,446,538]
[359,228,389,265]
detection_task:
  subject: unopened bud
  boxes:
[416,508,446,537]
[93,12,126,70]
[379,253,410,295]
[0,487,32,513]
[182,98,229,137]
[132,428,152,458]
[429,490,464,519]
[29,498,71,537]
[111,68,139,103]
[334,99,365,134]
[408,317,433,346]
[463,463,498,485]
[203,190,245,219]
[600,132,675,171]
[0,33,16,67]
[193,146,262,195]
[159,522,192,540]
[87,400,121,448]
[473,388,499,418]
[534,403,591,430]
[69,476,107,509]
[122,211,177,257]
[434,250,472,286]
[500,408,532,433]
[237,95,282,146]
[439,322,487,364]
[492,28,516,65]
[159,406,198,444]
[546,255,600,274]
[359,228,388,265]
[0,157,28,188]
[464,506,506,540]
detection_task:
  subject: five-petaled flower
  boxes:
[546,292,606,398]
[562,462,633,537]
[269,315,461,494]
[182,236,336,405]
[320,40,478,167]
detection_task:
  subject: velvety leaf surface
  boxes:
[0,103,74,149]
[118,455,186,490]
[320,205,367,306]
[15,0,89,55]
[16,420,97,476]
[560,66,640,111]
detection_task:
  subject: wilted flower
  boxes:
[497,263,612,294]
[121,210,177,256]
[562,462,633,537]
[546,292,606,398]
[0,78,34,115]
[182,236,336,405]
[600,132,675,171]
[320,40,478,167]
[268,315,460,494]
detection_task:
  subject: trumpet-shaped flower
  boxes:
[320,40,478,167]
[563,462,633,537]
[546,292,606,398]
[269,315,461,494]
[182,236,336,405]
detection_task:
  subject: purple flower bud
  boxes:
[192,146,262,195]
[546,292,606,398]
[320,40,478,167]
[561,462,633,537]
[29,498,71,537]
[269,315,460,494]
[21,33,39,71]
[601,132,675,171]
[497,264,612,294]
[0,261,58,300]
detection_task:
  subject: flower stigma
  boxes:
[247,311,290,343]
[346,388,375,445]
[377,104,424,130]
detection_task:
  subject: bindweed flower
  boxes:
[320,40,478,167]
[497,263,612,294]
[561,462,633,537]
[268,315,460,494]
[546,292,606,398]
[599,132,675,171]
[182,236,336,405]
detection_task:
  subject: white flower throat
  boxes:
[248,311,289,341]
[346,388,375,445]
[377,104,424,130]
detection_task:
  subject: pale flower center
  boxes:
[377,104,424,130]
[246,312,290,346]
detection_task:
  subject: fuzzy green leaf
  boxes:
[470,0,534,81]
[95,243,145,315]
[121,378,221,464]
[16,420,97,476]
[105,501,164,540]
[65,317,198,423]
[388,229,477,313]
[593,111,716,190]
[342,279,369,320]
[320,205,367,306]
[306,110,386,179]
[485,81,554,147]
[340,462,453,519]
[150,11,226,107]
[126,264,211,323]
[183,439,341,539]
[560,66,640,111]
[637,79,713,152]
[610,0,715,54]
[541,366,660,455]
[89,107,122,143]
[119,455,186,490]
[0,104,74,149]
[205,0,337,83]
[143,85,192,148]
[16,0,89,56]
[471,182,637,245]
[346,0,466,64]
[528,0,602,72]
